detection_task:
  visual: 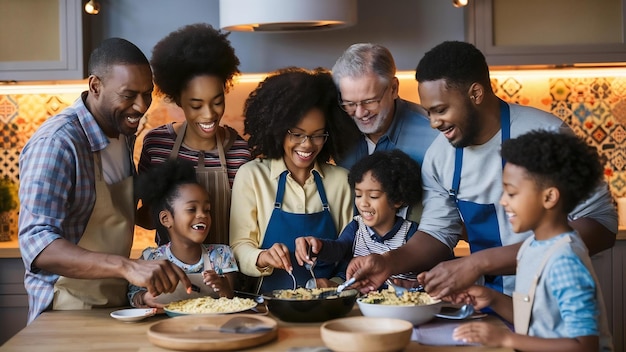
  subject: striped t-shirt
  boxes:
[137,123,252,187]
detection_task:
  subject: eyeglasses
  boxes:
[287,130,329,145]
[339,85,389,114]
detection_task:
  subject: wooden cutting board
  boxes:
[147,314,278,351]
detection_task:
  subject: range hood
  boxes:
[219,0,357,32]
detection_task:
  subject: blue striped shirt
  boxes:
[18,93,134,323]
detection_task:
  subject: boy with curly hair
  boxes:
[296,149,426,287]
[450,130,613,352]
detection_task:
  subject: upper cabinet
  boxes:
[466,0,626,67]
[0,0,87,81]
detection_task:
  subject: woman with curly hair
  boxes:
[230,67,360,293]
[295,149,423,289]
[138,23,252,246]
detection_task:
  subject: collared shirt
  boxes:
[229,158,353,276]
[18,93,135,323]
[337,98,438,170]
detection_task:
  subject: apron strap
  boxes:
[312,170,330,210]
[524,235,572,300]
[449,99,511,201]
[170,121,185,160]
[274,171,289,208]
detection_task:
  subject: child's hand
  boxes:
[453,321,512,347]
[202,270,233,298]
[440,285,494,310]
[294,236,323,266]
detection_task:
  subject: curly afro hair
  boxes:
[415,41,492,94]
[150,23,240,104]
[244,66,360,162]
[348,149,422,208]
[501,130,603,214]
[136,158,203,243]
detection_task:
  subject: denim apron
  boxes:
[449,99,510,292]
[258,170,337,293]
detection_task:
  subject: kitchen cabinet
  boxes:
[0,258,28,345]
[466,0,626,67]
[0,0,88,81]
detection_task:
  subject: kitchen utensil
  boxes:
[337,276,356,293]
[110,308,157,322]
[234,289,359,323]
[147,314,277,351]
[304,244,317,289]
[435,304,475,320]
[193,316,274,334]
[320,316,412,352]
[385,279,425,297]
[357,296,442,326]
[287,270,297,290]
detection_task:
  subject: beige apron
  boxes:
[53,152,134,309]
[170,122,232,245]
[512,235,571,334]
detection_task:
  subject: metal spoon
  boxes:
[435,304,475,320]
[304,245,317,289]
[385,279,425,297]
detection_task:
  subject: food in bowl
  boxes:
[360,287,437,305]
[271,287,342,300]
[357,288,442,325]
[264,289,358,323]
[164,296,256,315]
[321,316,413,352]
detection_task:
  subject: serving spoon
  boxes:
[435,304,475,320]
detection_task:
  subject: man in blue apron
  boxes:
[344,41,617,297]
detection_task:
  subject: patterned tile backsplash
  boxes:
[1,69,626,201]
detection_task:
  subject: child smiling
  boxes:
[296,149,425,287]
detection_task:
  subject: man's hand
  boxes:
[346,253,391,293]
[417,256,482,299]
[125,259,191,298]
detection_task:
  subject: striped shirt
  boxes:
[18,93,135,323]
[318,215,418,281]
[137,123,252,187]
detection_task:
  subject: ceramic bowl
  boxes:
[357,297,442,326]
[320,316,413,352]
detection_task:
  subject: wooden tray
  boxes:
[147,314,278,351]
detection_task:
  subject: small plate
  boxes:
[110,308,157,322]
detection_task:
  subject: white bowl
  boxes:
[357,297,442,326]
[320,316,413,352]
[110,308,156,322]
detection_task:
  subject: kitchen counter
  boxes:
[1,308,514,351]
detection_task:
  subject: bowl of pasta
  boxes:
[163,296,258,317]
[356,287,442,326]
[257,287,359,323]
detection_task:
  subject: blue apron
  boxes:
[259,170,338,293]
[449,99,510,293]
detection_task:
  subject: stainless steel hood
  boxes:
[219,0,357,32]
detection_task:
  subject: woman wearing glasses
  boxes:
[229,67,360,293]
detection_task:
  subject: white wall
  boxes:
[88,0,466,73]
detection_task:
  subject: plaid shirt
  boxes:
[18,93,135,324]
